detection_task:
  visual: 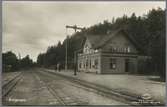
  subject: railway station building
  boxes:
[77,29,148,74]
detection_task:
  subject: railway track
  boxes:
[42,69,163,106]
[40,70,133,105]
[33,72,66,105]
[2,72,22,97]
[2,69,162,106]
[34,71,90,105]
[36,70,129,105]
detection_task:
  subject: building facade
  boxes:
[77,29,146,74]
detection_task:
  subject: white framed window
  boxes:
[95,49,98,53]
[110,58,116,69]
[94,59,98,69]
[127,47,130,53]
[113,47,117,52]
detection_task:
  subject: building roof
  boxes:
[85,28,145,54]
[86,34,107,48]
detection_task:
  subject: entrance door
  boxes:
[86,59,89,71]
[125,59,129,72]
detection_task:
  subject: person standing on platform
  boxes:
[57,63,60,72]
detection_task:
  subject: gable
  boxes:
[84,39,92,49]
[83,39,94,54]
[102,32,139,54]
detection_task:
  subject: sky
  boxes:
[3,1,165,62]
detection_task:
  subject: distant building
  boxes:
[77,29,148,74]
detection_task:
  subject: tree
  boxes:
[2,51,19,72]
[36,8,165,81]
[20,55,33,69]
[146,8,165,80]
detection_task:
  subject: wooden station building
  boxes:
[77,29,147,74]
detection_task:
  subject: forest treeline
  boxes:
[37,8,165,80]
[2,8,165,80]
[2,51,35,72]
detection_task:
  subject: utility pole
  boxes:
[18,53,21,68]
[74,48,83,75]
[18,53,21,60]
[65,25,84,73]
[65,28,68,71]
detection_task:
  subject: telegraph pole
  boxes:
[18,53,21,60]
[65,25,84,73]
[65,28,68,71]
[18,53,21,68]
